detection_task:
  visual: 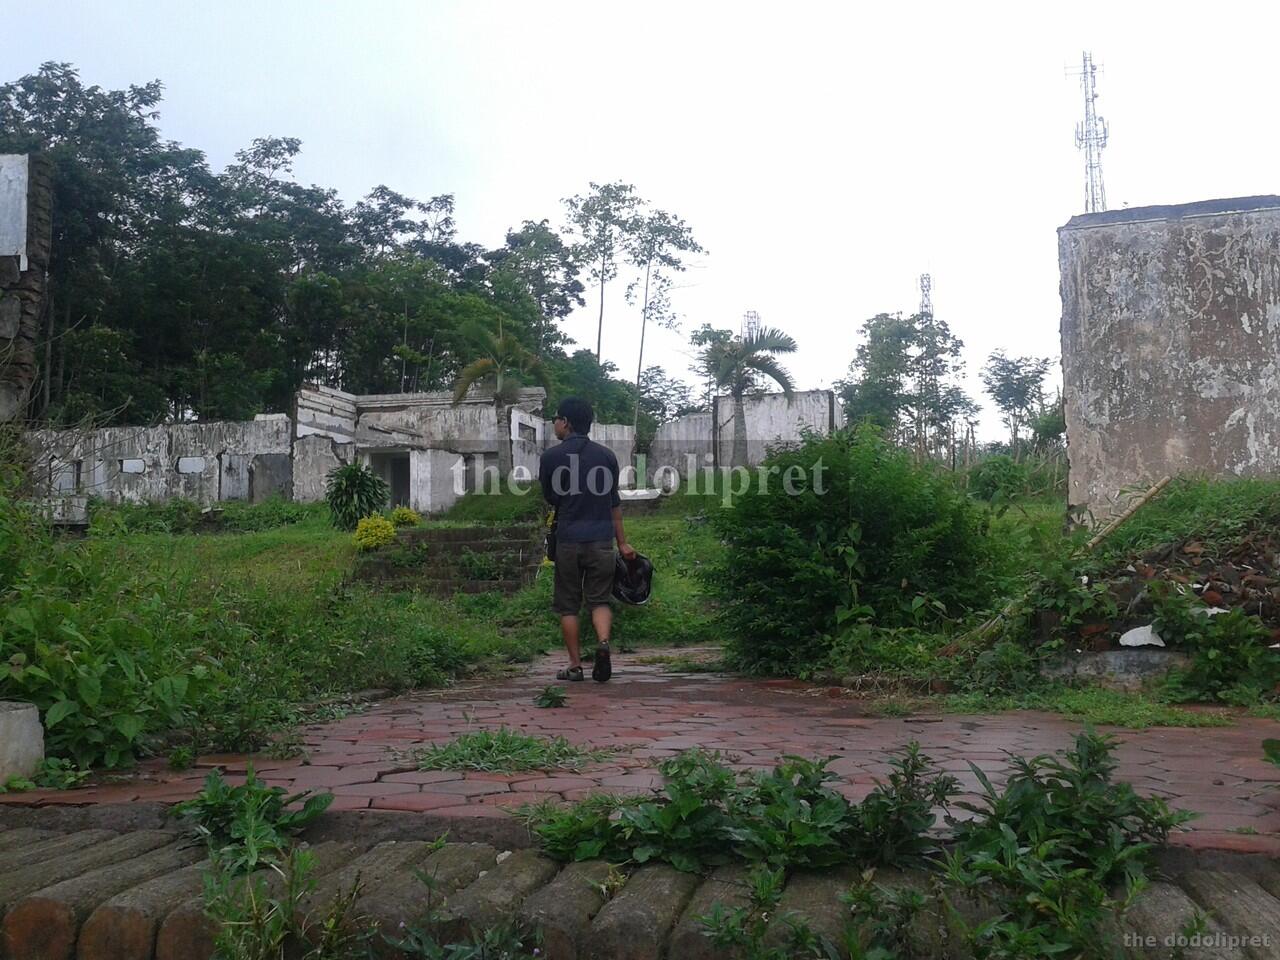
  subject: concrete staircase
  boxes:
[352,524,544,596]
[2,823,1279,959]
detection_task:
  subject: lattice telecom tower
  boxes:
[1071,51,1109,213]
[919,274,933,319]
[741,310,761,339]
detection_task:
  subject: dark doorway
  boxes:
[389,454,410,507]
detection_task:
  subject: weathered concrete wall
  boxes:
[510,407,543,479]
[292,434,354,503]
[295,383,357,442]
[0,155,53,422]
[27,416,293,513]
[410,448,465,514]
[1059,196,1280,517]
[714,390,839,468]
[647,412,714,485]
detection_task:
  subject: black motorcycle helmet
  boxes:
[612,551,653,605]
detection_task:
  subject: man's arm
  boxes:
[612,506,636,560]
[539,453,559,507]
[607,451,635,559]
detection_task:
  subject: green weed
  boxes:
[414,728,614,772]
[533,685,567,708]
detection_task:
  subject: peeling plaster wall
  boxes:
[713,390,839,468]
[1059,196,1280,517]
[27,415,293,515]
[648,412,714,484]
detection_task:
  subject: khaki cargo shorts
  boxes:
[553,539,615,615]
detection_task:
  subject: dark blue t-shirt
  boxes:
[539,433,621,543]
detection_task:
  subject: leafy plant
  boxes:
[390,506,422,527]
[523,744,956,873]
[201,846,371,960]
[1265,739,1280,767]
[533,685,567,708]
[387,845,542,959]
[172,765,334,873]
[414,728,613,772]
[353,515,397,552]
[698,864,837,960]
[457,548,503,580]
[706,427,996,674]
[325,463,389,532]
[1152,587,1279,703]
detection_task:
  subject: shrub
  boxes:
[967,455,1029,501]
[705,427,995,673]
[1152,587,1279,703]
[325,463,388,531]
[352,515,396,551]
[389,505,421,527]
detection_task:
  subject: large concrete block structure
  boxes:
[0,154,53,422]
[1059,196,1280,518]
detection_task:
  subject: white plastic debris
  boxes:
[1119,624,1165,647]
[495,850,512,863]
[1190,606,1230,617]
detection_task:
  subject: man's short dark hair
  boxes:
[557,396,593,435]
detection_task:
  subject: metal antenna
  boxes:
[919,274,933,319]
[1070,51,1109,213]
[741,310,761,339]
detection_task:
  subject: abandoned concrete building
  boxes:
[1059,195,1280,518]
[27,383,842,521]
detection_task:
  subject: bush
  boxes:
[325,463,388,531]
[967,455,1029,501]
[389,506,421,527]
[353,515,396,551]
[705,427,995,673]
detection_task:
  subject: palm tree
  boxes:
[452,322,551,481]
[701,326,798,468]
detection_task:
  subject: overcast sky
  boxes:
[9,1,1280,437]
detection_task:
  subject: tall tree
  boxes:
[699,327,797,468]
[981,350,1051,455]
[562,182,640,362]
[485,220,584,355]
[624,208,703,428]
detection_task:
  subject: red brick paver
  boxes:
[6,654,1280,853]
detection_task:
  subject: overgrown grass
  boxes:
[944,684,1234,728]
[414,729,614,772]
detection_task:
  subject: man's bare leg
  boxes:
[560,614,582,668]
[590,605,612,645]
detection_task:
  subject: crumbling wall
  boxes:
[509,407,543,479]
[291,434,353,503]
[648,412,713,484]
[713,390,839,468]
[27,416,293,515]
[0,155,52,422]
[409,448,464,514]
[1059,197,1280,518]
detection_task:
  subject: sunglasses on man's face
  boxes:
[554,415,566,423]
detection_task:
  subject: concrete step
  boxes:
[1,825,1278,960]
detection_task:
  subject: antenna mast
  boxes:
[919,274,933,319]
[1071,51,1109,213]
[741,310,761,339]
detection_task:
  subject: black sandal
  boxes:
[556,666,584,682]
[592,643,612,682]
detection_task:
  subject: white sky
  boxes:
[10,1,1280,437]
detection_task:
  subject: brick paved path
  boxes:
[6,653,1280,854]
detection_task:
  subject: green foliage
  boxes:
[457,548,503,580]
[698,865,840,960]
[1151,587,1279,703]
[88,497,326,537]
[970,642,1040,696]
[325,463,390,531]
[414,728,613,772]
[389,506,421,527]
[353,515,397,551]
[0,757,90,793]
[706,427,996,673]
[967,455,1029,502]
[944,730,1191,957]
[385,847,542,959]
[1264,739,1280,767]
[440,490,544,526]
[533,685,567,708]
[173,765,333,874]
[201,847,371,960]
[522,744,957,873]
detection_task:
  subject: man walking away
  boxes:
[539,396,636,682]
